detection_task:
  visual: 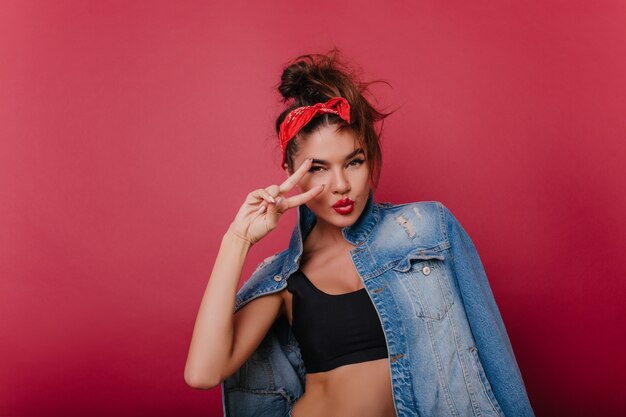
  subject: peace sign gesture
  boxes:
[227,158,325,247]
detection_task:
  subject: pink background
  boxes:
[1,1,625,416]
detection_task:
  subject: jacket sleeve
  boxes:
[441,202,536,417]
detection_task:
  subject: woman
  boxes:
[185,49,535,417]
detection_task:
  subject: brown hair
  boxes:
[275,47,396,191]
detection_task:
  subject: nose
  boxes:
[330,167,351,195]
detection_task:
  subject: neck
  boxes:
[304,218,354,253]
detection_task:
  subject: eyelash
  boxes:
[308,158,365,173]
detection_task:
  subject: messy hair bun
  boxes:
[278,61,328,103]
[275,47,395,191]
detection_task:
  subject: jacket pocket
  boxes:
[468,346,505,417]
[391,249,454,320]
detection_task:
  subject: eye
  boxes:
[308,159,365,174]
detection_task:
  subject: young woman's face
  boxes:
[285,124,371,230]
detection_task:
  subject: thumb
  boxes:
[273,196,286,213]
[265,195,283,224]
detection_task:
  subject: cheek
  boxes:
[296,183,317,195]
[299,175,324,189]
[349,169,369,186]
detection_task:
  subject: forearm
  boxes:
[184,230,251,387]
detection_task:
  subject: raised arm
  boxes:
[183,230,283,389]
[184,158,323,389]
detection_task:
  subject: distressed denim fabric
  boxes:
[221,189,535,417]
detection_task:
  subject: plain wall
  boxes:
[1,1,624,416]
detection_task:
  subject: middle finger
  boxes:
[278,158,312,194]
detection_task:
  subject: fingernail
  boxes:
[258,205,266,213]
[268,196,276,203]
[276,197,283,206]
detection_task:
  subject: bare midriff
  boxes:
[281,289,397,417]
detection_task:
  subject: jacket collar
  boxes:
[280,188,380,277]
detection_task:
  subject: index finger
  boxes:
[278,158,312,194]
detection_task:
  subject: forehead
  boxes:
[298,125,359,159]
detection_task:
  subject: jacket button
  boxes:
[422,266,431,275]
[274,275,283,281]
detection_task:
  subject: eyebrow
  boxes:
[310,148,364,165]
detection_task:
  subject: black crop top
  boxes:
[286,268,388,373]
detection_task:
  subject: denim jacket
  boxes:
[221,189,535,417]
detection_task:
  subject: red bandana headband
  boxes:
[279,96,351,168]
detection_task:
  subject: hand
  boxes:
[227,159,325,247]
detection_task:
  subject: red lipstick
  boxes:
[332,198,354,215]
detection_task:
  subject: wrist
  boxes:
[224,228,253,249]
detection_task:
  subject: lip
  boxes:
[332,198,354,208]
[333,202,354,215]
